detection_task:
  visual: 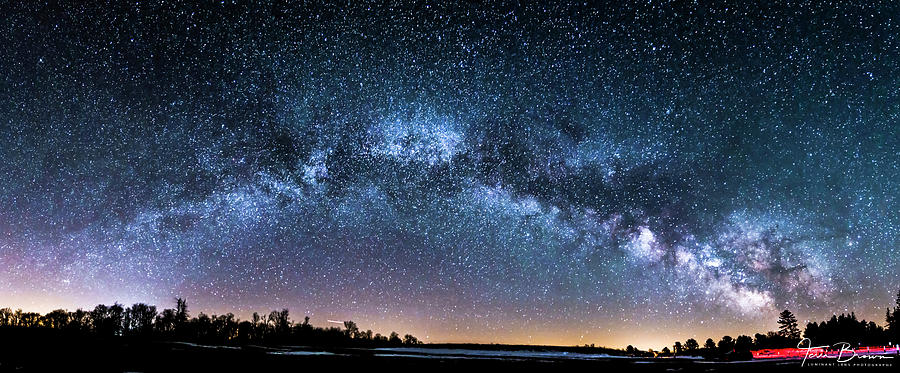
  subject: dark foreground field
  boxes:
[0,333,893,372]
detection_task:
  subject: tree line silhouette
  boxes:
[3,288,899,361]
[635,287,900,360]
[0,298,421,347]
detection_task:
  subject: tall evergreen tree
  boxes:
[888,287,900,343]
[777,309,801,341]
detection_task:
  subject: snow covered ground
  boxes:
[371,347,629,360]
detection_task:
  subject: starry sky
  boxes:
[1,1,898,349]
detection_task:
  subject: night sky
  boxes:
[1,1,898,349]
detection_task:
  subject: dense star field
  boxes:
[0,1,897,349]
